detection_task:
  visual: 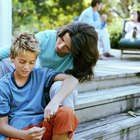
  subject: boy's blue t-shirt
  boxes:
[0,68,60,135]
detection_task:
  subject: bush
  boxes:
[108,18,124,49]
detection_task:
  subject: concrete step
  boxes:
[78,72,140,93]
[78,55,140,93]
[74,50,140,139]
[74,112,140,140]
[75,84,140,123]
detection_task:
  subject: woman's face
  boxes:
[55,33,71,55]
[130,11,138,22]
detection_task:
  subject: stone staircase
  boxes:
[74,52,140,140]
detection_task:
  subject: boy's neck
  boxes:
[14,72,30,87]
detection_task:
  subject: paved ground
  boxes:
[95,49,140,77]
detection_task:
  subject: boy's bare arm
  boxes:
[53,73,78,102]
[0,116,45,140]
[44,74,78,121]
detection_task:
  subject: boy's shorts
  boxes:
[7,106,79,140]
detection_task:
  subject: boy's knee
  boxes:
[53,106,79,136]
[54,106,79,127]
[56,106,76,119]
[42,107,79,139]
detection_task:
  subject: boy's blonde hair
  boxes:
[11,32,40,58]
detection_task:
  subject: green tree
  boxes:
[12,0,140,48]
[12,0,85,34]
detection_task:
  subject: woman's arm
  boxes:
[0,46,10,60]
[0,116,45,140]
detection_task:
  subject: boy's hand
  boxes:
[44,100,60,122]
[24,127,45,140]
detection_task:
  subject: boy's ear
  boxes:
[10,54,14,63]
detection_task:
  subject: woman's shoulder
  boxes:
[35,30,57,49]
[126,20,134,25]
[0,73,12,90]
[36,30,56,38]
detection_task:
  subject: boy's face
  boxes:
[11,51,37,78]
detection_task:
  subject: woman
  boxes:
[125,10,140,39]
[0,22,99,82]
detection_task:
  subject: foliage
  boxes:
[12,0,140,48]
[12,0,85,35]
[102,0,140,20]
[108,18,124,49]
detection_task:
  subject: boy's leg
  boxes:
[6,107,79,140]
[49,81,78,109]
[7,134,73,140]
[42,106,79,140]
[52,132,72,140]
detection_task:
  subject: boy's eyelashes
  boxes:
[30,62,36,65]
[19,60,25,64]
[19,61,35,65]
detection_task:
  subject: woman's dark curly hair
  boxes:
[58,22,99,82]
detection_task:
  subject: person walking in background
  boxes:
[124,10,140,39]
[79,0,114,59]
[0,32,79,140]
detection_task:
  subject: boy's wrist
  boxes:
[19,130,28,140]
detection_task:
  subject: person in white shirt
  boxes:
[79,0,114,59]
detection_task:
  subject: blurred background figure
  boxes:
[124,10,140,39]
[79,0,114,60]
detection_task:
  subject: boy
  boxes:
[0,32,79,140]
